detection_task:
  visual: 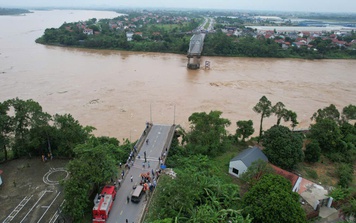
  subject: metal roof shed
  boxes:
[229,147,268,178]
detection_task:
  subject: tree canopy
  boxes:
[262,125,304,170]
[253,96,272,142]
[186,110,231,156]
[235,120,254,142]
[147,155,251,223]
[242,174,307,223]
[62,138,130,221]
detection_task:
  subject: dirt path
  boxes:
[0,158,69,223]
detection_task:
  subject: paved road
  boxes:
[107,124,173,223]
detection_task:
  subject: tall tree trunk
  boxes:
[3,144,7,161]
[258,113,264,143]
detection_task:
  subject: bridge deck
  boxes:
[188,33,206,56]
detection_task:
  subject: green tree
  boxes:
[148,155,250,222]
[341,198,356,219]
[342,104,356,121]
[263,125,304,170]
[311,104,340,123]
[308,118,342,154]
[62,141,118,221]
[235,120,254,142]
[62,175,91,222]
[10,98,51,157]
[0,100,13,161]
[242,174,307,223]
[336,163,354,188]
[304,140,321,163]
[253,96,272,143]
[288,110,299,129]
[272,101,287,125]
[271,101,299,129]
[240,159,275,188]
[187,111,231,156]
[52,114,95,157]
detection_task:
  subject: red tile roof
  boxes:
[270,164,299,188]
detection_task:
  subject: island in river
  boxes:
[35,9,356,59]
[0,8,31,15]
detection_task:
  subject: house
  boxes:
[83,28,93,35]
[134,32,143,37]
[292,41,307,48]
[126,32,134,41]
[271,164,301,192]
[270,164,338,220]
[229,147,268,178]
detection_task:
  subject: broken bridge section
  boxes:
[187,33,206,69]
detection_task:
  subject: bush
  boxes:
[336,163,354,188]
[304,140,321,163]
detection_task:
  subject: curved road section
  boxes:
[107,124,174,223]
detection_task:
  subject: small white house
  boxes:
[83,28,93,35]
[126,32,134,41]
[229,147,268,178]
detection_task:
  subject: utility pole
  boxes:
[150,103,152,123]
[173,104,176,125]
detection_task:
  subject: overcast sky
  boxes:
[1,0,356,13]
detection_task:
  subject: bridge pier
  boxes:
[187,56,200,70]
[187,33,205,70]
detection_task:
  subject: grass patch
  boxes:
[296,156,339,186]
[0,150,14,163]
[305,167,318,180]
[211,143,246,183]
[143,175,173,223]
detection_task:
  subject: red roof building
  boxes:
[271,164,300,192]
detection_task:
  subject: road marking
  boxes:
[20,190,49,223]
[2,195,33,223]
[120,210,123,215]
[48,199,65,223]
[43,168,69,185]
[37,192,61,223]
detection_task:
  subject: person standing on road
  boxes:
[130,175,133,182]
[127,196,130,203]
[148,161,150,168]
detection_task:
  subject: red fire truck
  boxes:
[92,185,117,223]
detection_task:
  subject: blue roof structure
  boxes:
[231,147,268,168]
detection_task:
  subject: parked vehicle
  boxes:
[92,185,117,223]
[131,185,144,203]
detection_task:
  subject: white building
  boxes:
[229,147,268,178]
[126,32,134,41]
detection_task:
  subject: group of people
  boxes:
[41,152,52,162]
[115,134,168,202]
[140,171,159,192]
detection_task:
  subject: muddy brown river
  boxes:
[1,10,355,141]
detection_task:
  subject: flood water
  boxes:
[1,10,355,141]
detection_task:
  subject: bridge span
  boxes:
[187,33,206,69]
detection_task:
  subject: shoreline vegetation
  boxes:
[0,8,31,15]
[33,10,356,59]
